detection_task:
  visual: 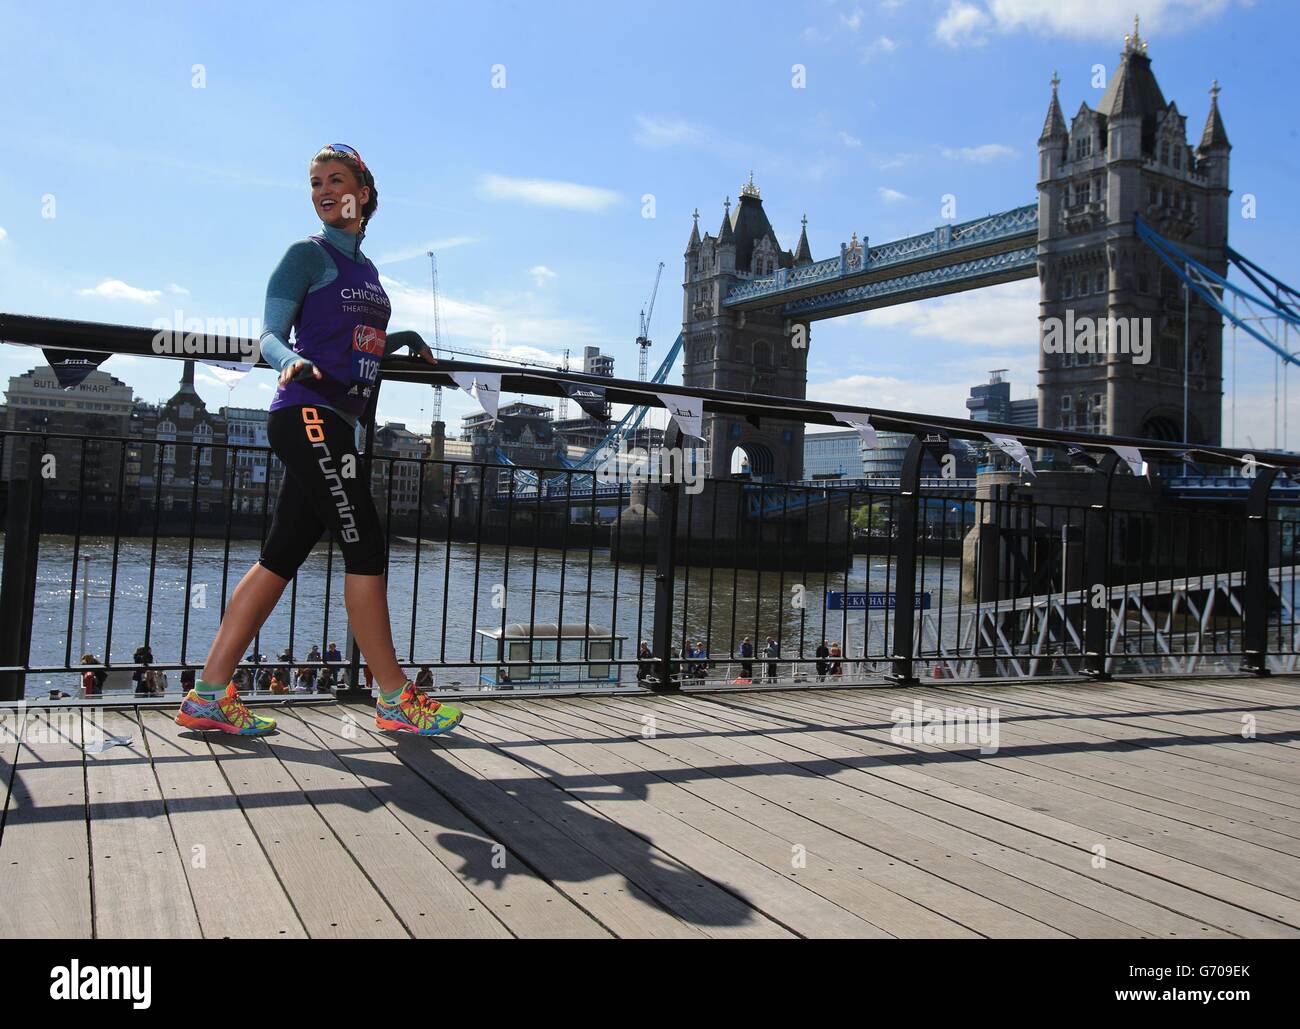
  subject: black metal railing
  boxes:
[2,314,1299,702]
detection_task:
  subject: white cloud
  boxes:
[801,26,832,43]
[936,1,1234,47]
[379,273,606,361]
[375,236,477,267]
[859,278,1037,347]
[940,143,1017,162]
[864,35,899,57]
[878,187,909,203]
[808,373,972,419]
[477,173,620,212]
[167,283,189,296]
[0,226,7,241]
[985,0,1233,40]
[841,7,865,30]
[935,2,991,47]
[839,131,863,148]
[632,115,710,150]
[78,279,162,304]
[529,265,557,288]
[873,152,916,171]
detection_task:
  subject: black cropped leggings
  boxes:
[259,404,387,578]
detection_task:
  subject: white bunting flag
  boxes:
[985,432,1035,476]
[202,361,253,388]
[448,370,502,421]
[1110,445,1147,478]
[655,392,703,439]
[831,411,878,449]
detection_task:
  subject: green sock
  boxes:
[196,677,225,700]
[379,681,408,704]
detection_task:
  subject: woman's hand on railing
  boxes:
[279,358,321,387]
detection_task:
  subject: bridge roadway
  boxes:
[3,675,1299,938]
[722,203,1037,319]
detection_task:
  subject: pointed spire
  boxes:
[1123,14,1148,56]
[1039,70,1068,141]
[687,206,701,250]
[740,170,760,199]
[718,197,735,245]
[794,213,812,264]
[1198,78,1230,152]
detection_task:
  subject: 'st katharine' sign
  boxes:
[827,592,932,610]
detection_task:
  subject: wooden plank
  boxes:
[902,681,1300,824]
[138,710,306,938]
[787,688,1300,901]
[1136,676,1300,707]
[561,694,1225,938]
[337,703,702,939]
[557,695,1147,939]
[952,681,1300,791]
[837,680,1300,841]
[203,706,407,938]
[941,681,1300,819]
[1063,680,1300,753]
[472,699,897,939]
[697,689,1300,928]
[947,681,1300,813]
[83,708,202,938]
[488,697,986,938]
[0,706,92,938]
[653,688,1289,937]
[296,704,609,939]
[632,689,1300,936]
[446,716,792,938]
[259,707,510,939]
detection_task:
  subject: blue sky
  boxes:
[1,0,1296,449]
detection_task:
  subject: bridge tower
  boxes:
[682,174,813,480]
[1036,20,1230,444]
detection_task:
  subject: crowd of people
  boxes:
[634,636,848,685]
[74,641,435,698]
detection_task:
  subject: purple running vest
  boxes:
[269,235,392,419]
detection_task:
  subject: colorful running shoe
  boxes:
[175,682,277,736]
[375,682,463,736]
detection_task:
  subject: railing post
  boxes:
[1082,453,1120,680]
[651,424,683,692]
[887,437,924,684]
[1241,466,1279,676]
[0,441,45,702]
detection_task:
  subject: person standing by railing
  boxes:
[80,653,106,698]
[636,641,653,683]
[738,637,754,680]
[765,637,779,682]
[815,639,830,682]
[175,144,462,738]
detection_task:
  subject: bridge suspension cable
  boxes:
[1135,215,1299,449]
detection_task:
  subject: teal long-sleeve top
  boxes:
[258,223,426,428]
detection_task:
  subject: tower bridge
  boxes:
[682,22,1236,482]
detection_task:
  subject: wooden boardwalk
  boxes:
[2,675,1299,938]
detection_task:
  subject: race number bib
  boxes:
[350,325,385,397]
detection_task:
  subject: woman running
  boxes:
[175,143,462,737]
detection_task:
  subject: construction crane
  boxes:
[636,262,664,382]
[427,251,444,423]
